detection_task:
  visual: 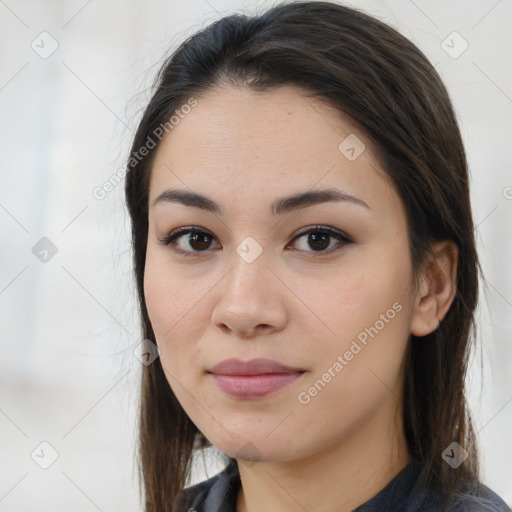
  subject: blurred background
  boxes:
[0,0,511,510]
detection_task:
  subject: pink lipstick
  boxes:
[207,357,305,398]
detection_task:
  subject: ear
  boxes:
[410,240,458,337]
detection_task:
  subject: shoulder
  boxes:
[443,482,511,512]
[174,458,240,512]
[358,459,510,512]
[414,481,510,512]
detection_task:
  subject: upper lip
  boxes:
[208,357,305,375]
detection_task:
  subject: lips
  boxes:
[207,357,306,398]
[208,357,304,375]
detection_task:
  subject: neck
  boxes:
[235,395,411,512]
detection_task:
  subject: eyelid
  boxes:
[157,224,353,257]
[290,225,352,243]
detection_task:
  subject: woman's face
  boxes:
[144,84,419,463]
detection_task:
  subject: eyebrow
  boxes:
[151,188,370,215]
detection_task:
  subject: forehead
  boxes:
[148,84,397,215]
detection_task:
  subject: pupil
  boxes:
[309,232,329,251]
[190,232,210,250]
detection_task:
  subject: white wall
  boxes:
[1,0,511,509]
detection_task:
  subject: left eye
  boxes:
[289,226,351,254]
[157,225,352,257]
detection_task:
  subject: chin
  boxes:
[205,430,297,464]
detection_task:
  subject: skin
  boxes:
[144,84,458,512]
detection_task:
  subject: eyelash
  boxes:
[156,225,353,258]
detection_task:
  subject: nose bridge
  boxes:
[212,236,286,335]
[226,235,270,298]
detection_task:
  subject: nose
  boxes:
[211,247,288,338]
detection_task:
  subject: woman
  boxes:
[124,1,510,511]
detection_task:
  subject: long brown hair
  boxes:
[124,2,482,510]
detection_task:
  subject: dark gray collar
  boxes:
[177,457,510,512]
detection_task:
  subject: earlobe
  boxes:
[410,240,458,337]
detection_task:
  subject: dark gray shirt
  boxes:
[176,458,510,511]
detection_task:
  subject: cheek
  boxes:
[303,276,408,383]
[143,250,201,337]
[143,253,212,380]
[295,250,411,408]
[143,262,178,337]
[293,251,409,349]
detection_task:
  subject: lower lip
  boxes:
[209,372,304,398]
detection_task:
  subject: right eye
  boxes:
[157,227,220,257]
